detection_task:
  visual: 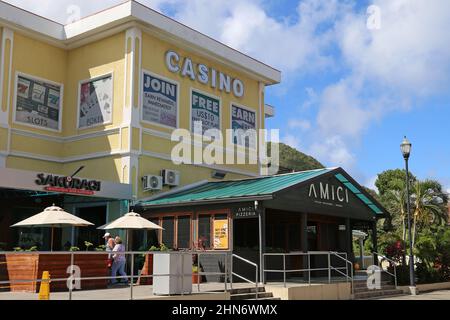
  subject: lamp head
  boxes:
[400,136,412,160]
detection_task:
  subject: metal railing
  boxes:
[373,251,398,288]
[263,251,354,292]
[230,254,259,299]
[0,250,231,300]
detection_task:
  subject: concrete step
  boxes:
[354,285,396,293]
[248,297,282,301]
[354,289,404,300]
[231,292,274,300]
[229,287,266,295]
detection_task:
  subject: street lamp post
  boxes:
[400,136,417,295]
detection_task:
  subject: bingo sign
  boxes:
[191,90,220,134]
[142,72,178,128]
[78,75,112,129]
[15,74,62,131]
[231,104,256,148]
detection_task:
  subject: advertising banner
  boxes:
[213,219,229,249]
[142,72,178,128]
[78,75,113,128]
[231,104,256,148]
[191,90,220,134]
[15,74,62,131]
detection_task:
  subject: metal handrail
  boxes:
[263,251,353,290]
[0,250,231,299]
[231,253,259,299]
[330,252,354,294]
[373,251,398,288]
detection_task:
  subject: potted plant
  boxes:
[192,265,202,284]
[137,244,170,285]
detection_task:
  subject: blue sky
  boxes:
[5,0,450,193]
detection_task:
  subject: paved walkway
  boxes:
[0,282,245,300]
[378,290,450,300]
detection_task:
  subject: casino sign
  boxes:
[35,173,101,195]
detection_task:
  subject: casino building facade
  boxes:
[0,1,280,250]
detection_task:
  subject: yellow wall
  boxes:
[64,33,126,136]
[9,33,67,136]
[2,26,267,200]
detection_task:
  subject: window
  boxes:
[162,216,175,248]
[198,215,211,248]
[197,212,230,250]
[177,216,191,249]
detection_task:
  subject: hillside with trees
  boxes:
[268,142,324,172]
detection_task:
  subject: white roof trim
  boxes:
[0,0,281,84]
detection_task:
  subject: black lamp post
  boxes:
[400,136,417,294]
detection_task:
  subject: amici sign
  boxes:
[308,182,349,207]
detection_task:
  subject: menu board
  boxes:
[213,219,229,249]
[78,75,113,128]
[142,72,178,128]
[15,74,62,131]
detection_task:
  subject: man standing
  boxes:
[103,232,115,271]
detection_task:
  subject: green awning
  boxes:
[138,168,333,207]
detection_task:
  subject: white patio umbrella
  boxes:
[11,204,94,251]
[98,210,163,250]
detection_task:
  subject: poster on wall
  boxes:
[15,74,62,131]
[142,71,178,128]
[231,104,256,148]
[191,90,220,134]
[78,74,113,129]
[213,219,229,249]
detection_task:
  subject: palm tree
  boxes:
[411,180,448,249]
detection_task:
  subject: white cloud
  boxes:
[281,134,301,150]
[288,119,311,131]
[365,176,379,193]
[307,135,355,168]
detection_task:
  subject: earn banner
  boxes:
[231,104,256,148]
[191,90,220,134]
[142,72,178,128]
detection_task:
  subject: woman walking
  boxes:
[111,236,128,285]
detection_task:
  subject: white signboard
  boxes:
[15,73,62,131]
[191,90,221,134]
[231,104,257,148]
[78,74,113,129]
[142,71,178,128]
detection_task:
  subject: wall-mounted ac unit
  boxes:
[142,175,163,191]
[161,169,180,186]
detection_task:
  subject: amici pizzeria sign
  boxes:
[35,173,101,196]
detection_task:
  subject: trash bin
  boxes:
[153,252,192,295]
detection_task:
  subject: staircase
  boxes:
[230,286,280,300]
[353,272,405,300]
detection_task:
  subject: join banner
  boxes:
[142,72,178,128]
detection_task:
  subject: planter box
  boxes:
[4,253,109,293]
[137,253,153,285]
[153,253,192,295]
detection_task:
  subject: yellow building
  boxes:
[0,1,280,250]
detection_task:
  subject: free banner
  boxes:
[142,72,178,128]
[78,75,113,128]
[191,90,220,134]
[213,219,229,249]
[15,74,62,130]
[231,104,256,148]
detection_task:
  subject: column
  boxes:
[259,205,266,283]
[372,221,378,266]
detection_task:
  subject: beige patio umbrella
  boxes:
[98,211,163,251]
[11,204,94,251]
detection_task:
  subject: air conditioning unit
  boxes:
[162,169,180,186]
[142,175,163,191]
